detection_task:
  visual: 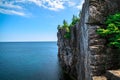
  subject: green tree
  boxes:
[70,15,80,26]
[63,19,69,28]
[97,13,120,48]
[57,14,80,39]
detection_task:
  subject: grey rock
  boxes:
[57,0,120,80]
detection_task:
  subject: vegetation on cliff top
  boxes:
[57,15,80,39]
[97,13,120,48]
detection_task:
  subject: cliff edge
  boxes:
[57,0,120,80]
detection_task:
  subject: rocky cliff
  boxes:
[57,0,120,80]
[57,23,80,80]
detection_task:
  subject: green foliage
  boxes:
[70,15,80,26]
[63,19,69,28]
[57,15,80,39]
[97,13,120,48]
[57,25,62,29]
[64,32,71,39]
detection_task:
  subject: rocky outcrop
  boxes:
[57,23,80,80]
[57,0,120,80]
[106,70,120,80]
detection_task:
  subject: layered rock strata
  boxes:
[57,0,120,80]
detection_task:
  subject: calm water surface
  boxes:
[0,42,62,80]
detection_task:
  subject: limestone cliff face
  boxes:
[57,0,120,80]
[57,23,80,80]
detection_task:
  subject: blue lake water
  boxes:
[0,42,62,80]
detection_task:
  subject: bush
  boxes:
[57,15,80,39]
[97,13,120,48]
[63,20,69,28]
[63,26,71,39]
[70,15,80,26]
[64,32,71,39]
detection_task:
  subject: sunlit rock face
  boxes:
[57,0,120,80]
[57,23,80,80]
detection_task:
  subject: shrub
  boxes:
[57,15,80,39]
[97,13,120,48]
[64,32,71,39]
[70,15,80,26]
[63,20,69,28]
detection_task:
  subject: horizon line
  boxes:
[0,41,57,42]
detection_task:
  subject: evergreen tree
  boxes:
[63,19,68,28]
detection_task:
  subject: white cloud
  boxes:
[68,1,76,7]
[0,0,25,16]
[0,2,23,9]
[76,0,84,10]
[24,0,78,11]
[0,8,25,16]
[28,0,42,6]
[0,0,81,16]
[27,0,65,11]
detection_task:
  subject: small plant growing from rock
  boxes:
[97,13,120,48]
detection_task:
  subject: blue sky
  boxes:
[0,0,84,42]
